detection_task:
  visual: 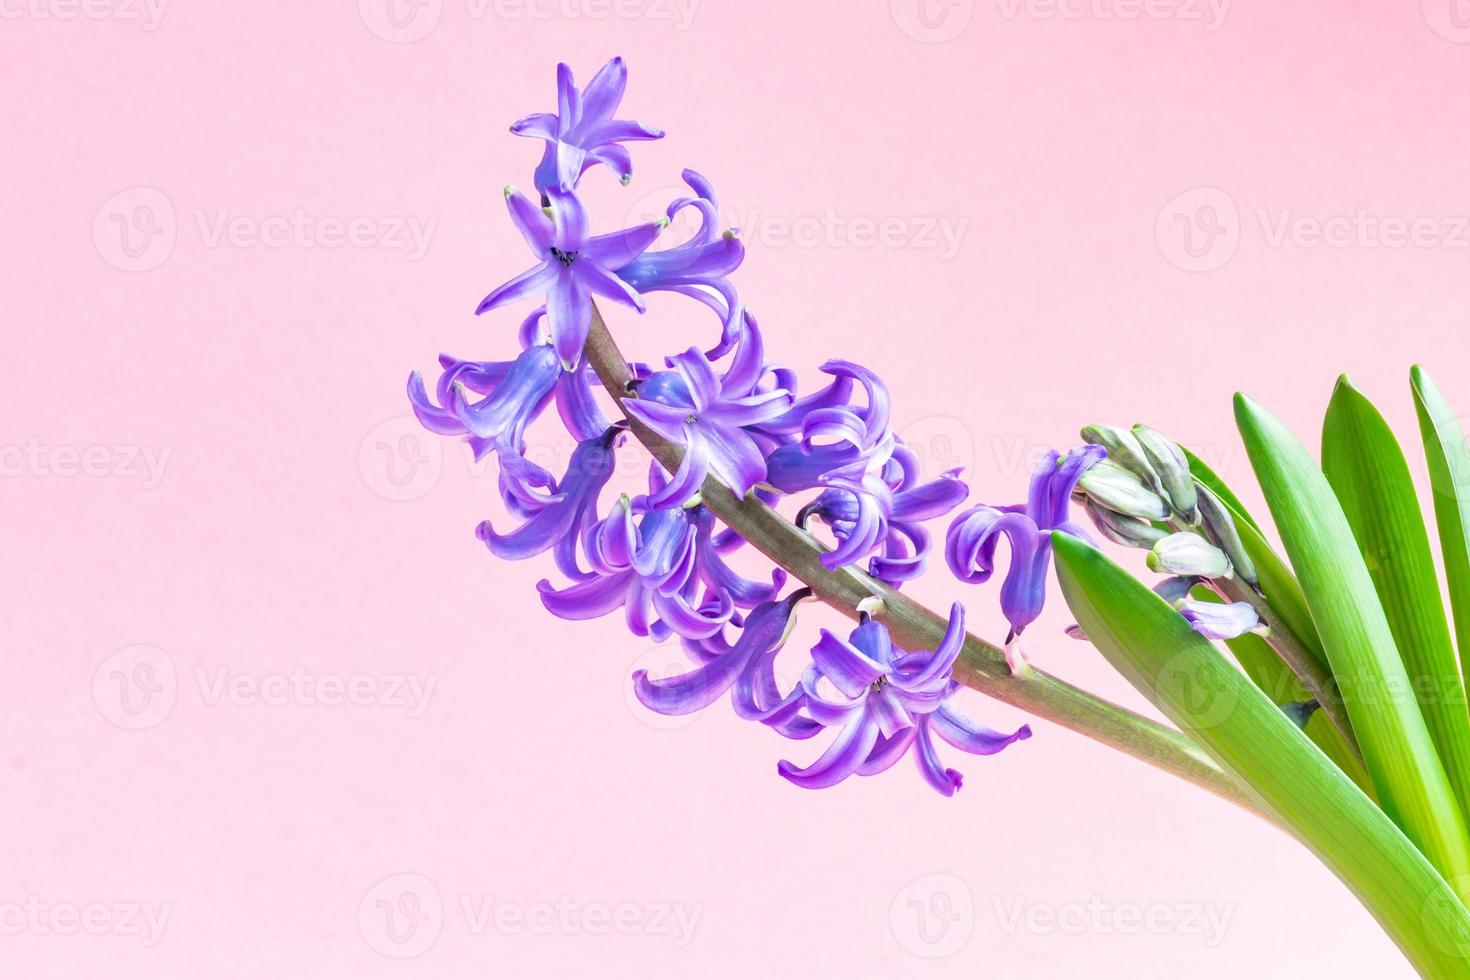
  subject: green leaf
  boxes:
[1190,587,1371,794]
[1053,533,1470,975]
[1412,365,1470,686]
[1236,392,1470,885]
[1323,376,1470,823]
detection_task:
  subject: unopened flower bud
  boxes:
[1075,459,1170,522]
[1195,485,1258,586]
[1132,425,1199,524]
[1146,531,1231,578]
[1084,499,1167,549]
[1080,424,1161,491]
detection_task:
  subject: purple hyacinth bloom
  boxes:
[615,170,745,336]
[632,589,810,724]
[623,343,793,508]
[778,605,1031,796]
[946,446,1106,639]
[476,427,620,581]
[1152,576,1262,640]
[763,361,898,571]
[511,57,665,191]
[476,185,667,370]
[800,442,970,585]
[407,341,561,511]
[537,496,782,641]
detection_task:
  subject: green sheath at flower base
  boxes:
[1236,392,1470,893]
[1053,532,1470,978]
[1075,459,1169,522]
[1080,424,1161,492]
[1411,365,1470,691]
[1083,498,1168,549]
[1133,424,1200,525]
[1323,376,1470,827]
[1196,484,1257,586]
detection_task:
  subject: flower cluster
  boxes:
[408,57,1026,795]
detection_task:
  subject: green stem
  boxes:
[1213,574,1359,761]
[584,305,1268,820]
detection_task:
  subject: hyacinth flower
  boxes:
[778,605,1031,795]
[614,169,746,339]
[1150,576,1262,641]
[512,57,665,191]
[535,490,785,641]
[799,442,970,586]
[632,588,808,720]
[763,361,898,570]
[945,446,1105,669]
[476,427,621,581]
[406,342,560,511]
[477,185,667,369]
[623,343,794,508]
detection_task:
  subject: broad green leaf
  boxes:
[1412,365,1470,685]
[1324,377,1470,823]
[1053,533,1470,975]
[1190,587,1371,794]
[1236,392,1470,885]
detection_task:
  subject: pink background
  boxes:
[6,2,1470,976]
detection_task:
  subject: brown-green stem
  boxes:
[584,304,1270,820]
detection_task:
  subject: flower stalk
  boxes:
[583,303,1266,819]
